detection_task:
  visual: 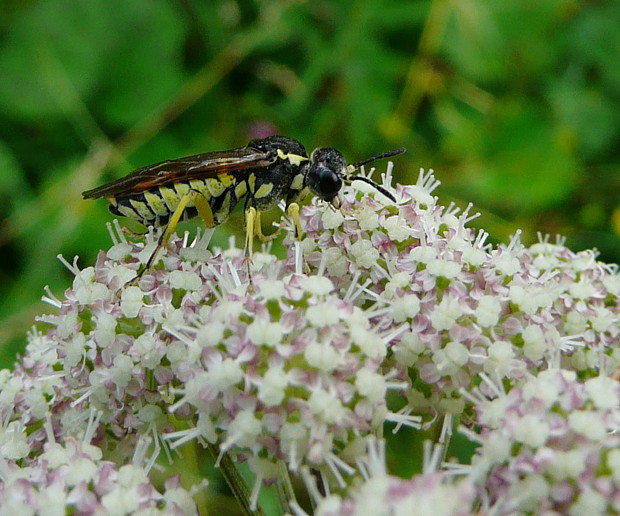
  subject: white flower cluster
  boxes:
[0,165,618,514]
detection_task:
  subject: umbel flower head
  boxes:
[1,163,618,513]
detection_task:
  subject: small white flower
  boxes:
[474,295,502,328]
[584,376,619,411]
[483,340,514,377]
[258,279,286,300]
[383,216,411,242]
[258,368,289,406]
[409,246,437,265]
[357,206,380,231]
[590,306,615,332]
[568,278,597,300]
[350,326,385,359]
[304,276,334,296]
[322,208,344,229]
[390,294,420,323]
[308,389,345,424]
[568,411,606,440]
[355,369,387,403]
[513,414,549,448]
[544,449,587,480]
[226,410,263,448]
[120,286,144,318]
[304,342,342,372]
[111,354,133,388]
[169,269,202,291]
[427,258,461,279]
[493,251,521,276]
[350,239,380,268]
[209,358,244,391]
[246,319,284,347]
[307,300,341,327]
[429,296,463,331]
[196,320,225,347]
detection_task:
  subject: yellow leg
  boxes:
[244,206,257,260]
[287,202,303,240]
[140,190,210,277]
[193,191,215,228]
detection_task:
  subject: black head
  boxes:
[305,146,406,205]
[305,148,347,203]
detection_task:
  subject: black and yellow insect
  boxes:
[83,135,405,271]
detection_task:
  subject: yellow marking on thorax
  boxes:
[254,182,274,199]
[290,172,304,191]
[144,191,168,215]
[277,149,309,167]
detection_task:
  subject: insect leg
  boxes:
[254,210,286,243]
[287,202,303,240]
[244,206,257,260]
[192,190,216,228]
[140,191,195,275]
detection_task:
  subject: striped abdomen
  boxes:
[108,176,248,227]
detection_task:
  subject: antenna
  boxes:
[345,147,406,203]
[348,147,406,172]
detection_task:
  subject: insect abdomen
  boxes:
[109,176,243,227]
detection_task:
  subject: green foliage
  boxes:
[0,0,618,365]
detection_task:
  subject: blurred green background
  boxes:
[1,0,619,364]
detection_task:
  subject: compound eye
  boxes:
[318,166,342,199]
